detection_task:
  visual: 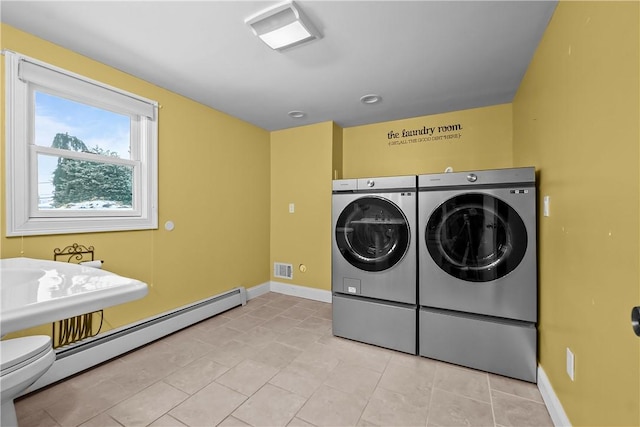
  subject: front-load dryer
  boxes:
[417,167,538,382]
[332,175,417,354]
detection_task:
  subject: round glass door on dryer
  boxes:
[418,184,537,322]
[425,193,528,283]
[332,189,416,305]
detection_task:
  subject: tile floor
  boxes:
[15,292,554,427]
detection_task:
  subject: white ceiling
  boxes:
[1,1,557,131]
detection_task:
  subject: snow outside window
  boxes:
[4,51,158,236]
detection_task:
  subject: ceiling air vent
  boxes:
[274,262,293,280]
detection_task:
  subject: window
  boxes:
[4,51,158,236]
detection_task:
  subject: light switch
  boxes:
[566,347,575,381]
[289,203,295,213]
[543,196,550,217]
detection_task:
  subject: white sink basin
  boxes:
[0,257,148,335]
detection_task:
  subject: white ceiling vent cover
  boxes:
[274,262,293,280]
[245,1,321,51]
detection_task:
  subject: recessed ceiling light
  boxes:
[288,110,306,118]
[360,94,382,105]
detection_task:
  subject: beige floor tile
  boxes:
[280,306,317,321]
[107,381,188,427]
[225,314,266,332]
[315,333,350,347]
[296,342,344,365]
[323,360,382,398]
[221,306,251,319]
[162,328,217,354]
[117,339,167,365]
[281,359,340,382]
[193,313,232,330]
[491,390,554,427]
[14,294,554,427]
[16,408,61,427]
[331,338,393,374]
[163,354,230,394]
[296,316,332,334]
[254,292,283,301]
[169,382,247,426]
[390,352,438,375]
[46,379,129,426]
[106,365,164,396]
[79,412,123,427]
[261,315,303,333]
[166,337,219,367]
[219,415,252,426]
[235,326,282,347]
[433,363,491,403]
[62,358,126,391]
[314,304,333,320]
[250,304,287,320]
[248,341,302,369]
[266,295,304,309]
[117,341,186,378]
[275,327,323,350]
[15,380,73,414]
[269,368,324,398]
[286,347,341,381]
[287,417,316,427]
[233,383,307,426]
[489,374,544,403]
[297,384,368,427]
[427,388,494,427]
[360,386,429,427]
[148,414,188,426]
[191,325,246,347]
[208,339,256,368]
[294,299,331,311]
[161,325,210,346]
[377,361,433,407]
[244,296,270,308]
[216,359,279,396]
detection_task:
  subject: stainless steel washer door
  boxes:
[426,193,528,282]
[335,196,410,272]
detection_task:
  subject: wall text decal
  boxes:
[387,123,464,146]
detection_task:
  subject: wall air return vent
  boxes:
[274,262,293,279]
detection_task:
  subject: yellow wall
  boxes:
[270,122,335,290]
[4,7,640,424]
[512,2,640,425]
[342,104,512,178]
[332,122,344,180]
[1,24,271,337]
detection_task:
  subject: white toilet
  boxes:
[1,336,55,427]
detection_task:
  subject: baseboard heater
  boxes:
[26,287,247,395]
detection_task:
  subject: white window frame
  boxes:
[4,51,158,236]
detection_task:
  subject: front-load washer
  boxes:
[332,175,417,354]
[417,167,538,382]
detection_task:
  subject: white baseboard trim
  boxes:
[538,365,572,427]
[269,281,332,303]
[246,282,271,300]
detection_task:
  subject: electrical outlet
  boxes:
[566,347,575,381]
